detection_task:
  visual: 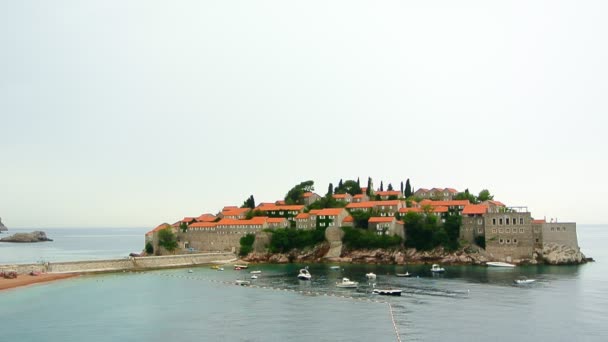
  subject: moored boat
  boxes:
[365,272,376,280]
[234,264,249,269]
[250,270,262,274]
[372,288,402,296]
[396,272,411,277]
[430,264,445,273]
[514,276,536,285]
[297,268,312,280]
[251,275,258,280]
[330,266,341,270]
[235,280,250,286]
[336,278,359,288]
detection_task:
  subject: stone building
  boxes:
[302,192,321,206]
[367,217,405,239]
[459,205,488,243]
[484,208,535,262]
[332,193,353,203]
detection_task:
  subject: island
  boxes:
[144,178,588,266]
[0,231,53,243]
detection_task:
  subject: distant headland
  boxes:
[0,217,7,233]
[0,231,53,243]
[145,178,588,266]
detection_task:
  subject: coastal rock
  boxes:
[0,231,52,243]
[542,243,586,265]
[0,217,7,232]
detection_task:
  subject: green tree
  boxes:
[239,233,255,256]
[241,195,256,209]
[285,180,314,204]
[179,222,188,233]
[400,181,404,196]
[404,179,412,198]
[387,183,394,191]
[327,183,334,196]
[478,189,494,202]
[158,228,178,252]
[366,177,372,196]
[350,210,372,228]
[336,179,344,193]
[340,180,362,196]
[455,189,477,203]
[145,241,154,255]
[380,181,384,192]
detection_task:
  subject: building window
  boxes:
[478,229,483,234]
[492,218,496,225]
[536,238,539,243]
[492,229,497,233]
[506,239,511,244]
[513,219,517,226]
[499,239,504,244]
[499,228,503,233]
[551,227,554,231]
[563,227,567,231]
[506,228,510,233]
[513,239,518,244]
[477,219,483,225]
[520,218,524,225]
[506,218,510,225]
[499,218,503,225]
[520,228,524,233]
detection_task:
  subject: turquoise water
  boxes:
[0,225,606,341]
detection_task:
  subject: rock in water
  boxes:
[0,217,7,232]
[0,231,53,243]
[542,243,586,265]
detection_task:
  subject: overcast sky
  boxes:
[1,0,607,228]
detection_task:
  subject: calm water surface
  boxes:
[0,225,605,341]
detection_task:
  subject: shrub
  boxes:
[158,228,178,252]
[268,227,326,253]
[341,227,402,249]
[474,235,486,249]
[145,242,154,255]
[239,234,256,256]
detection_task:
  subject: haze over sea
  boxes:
[0,225,606,341]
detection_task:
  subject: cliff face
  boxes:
[0,217,7,232]
[541,243,586,265]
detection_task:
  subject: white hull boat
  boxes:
[235,280,250,286]
[298,268,312,281]
[514,277,536,285]
[366,272,377,280]
[430,264,445,273]
[250,275,258,280]
[396,272,411,277]
[250,270,262,274]
[336,278,358,288]
[487,262,516,268]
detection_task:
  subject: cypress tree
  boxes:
[380,181,384,192]
[400,182,404,196]
[366,177,372,196]
[357,177,360,187]
[404,179,412,198]
[387,183,394,191]
[337,179,343,193]
[327,183,334,197]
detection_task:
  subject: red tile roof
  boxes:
[295,213,310,219]
[376,191,401,197]
[267,218,288,224]
[462,205,488,215]
[188,222,218,229]
[303,192,317,198]
[309,209,322,215]
[445,188,458,193]
[333,194,351,199]
[346,202,376,209]
[197,214,217,222]
[222,206,238,211]
[217,217,268,226]
[182,217,197,223]
[275,200,286,205]
[399,207,422,213]
[420,200,470,207]
[256,204,305,212]
[368,217,395,223]
[532,219,546,224]
[353,194,366,199]
[221,208,250,217]
[314,208,345,216]
[343,216,354,223]
[146,223,171,236]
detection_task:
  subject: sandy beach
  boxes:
[0,273,79,291]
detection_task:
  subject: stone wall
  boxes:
[542,223,579,250]
[0,252,235,274]
[178,228,263,254]
[460,215,485,244]
[484,212,535,262]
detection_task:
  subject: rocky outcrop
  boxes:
[341,246,492,265]
[324,227,344,259]
[243,243,330,264]
[0,231,53,243]
[0,217,7,232]
[541,243,586,265]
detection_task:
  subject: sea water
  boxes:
[0,225,606,341]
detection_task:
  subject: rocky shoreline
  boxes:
[243,242,590,266]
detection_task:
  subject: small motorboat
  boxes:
[251,275,258,280]
[487,262,516,268]
[297,268,312,280]
[372,288,402,296]
[211,265,220,270]
[235,280,250,286]
[366,272,377,280]
[330,266,341,270]
[218,267,224,271]
[514,276,536,285]
[430,264,445,273]
[250,270,262,274]
[234,264,249,269]
[336,278,359,288]
[188,269,193,273]
[396,272,411,277]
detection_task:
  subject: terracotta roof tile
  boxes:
[343,216,354,222]
[376,191,401,197]
[462,205,488,215]
[315,208,345,216]
[368,217,395,223]
[295,213,310,219]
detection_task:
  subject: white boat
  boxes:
[487,262,516,268]
[514,277,536,285]
[234,264,249,269]
[372,288,402,296]
[250,270,262,274]
[235,280,250,286]
[250,275,258,280]
[218,268,224,271]
[188,269,193,273]
[365,272,377,280]
[336,278,359,288]
[396,272,411,277]
[297,268,312,280]
[430,264,445,273]
[330,266,341,270]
